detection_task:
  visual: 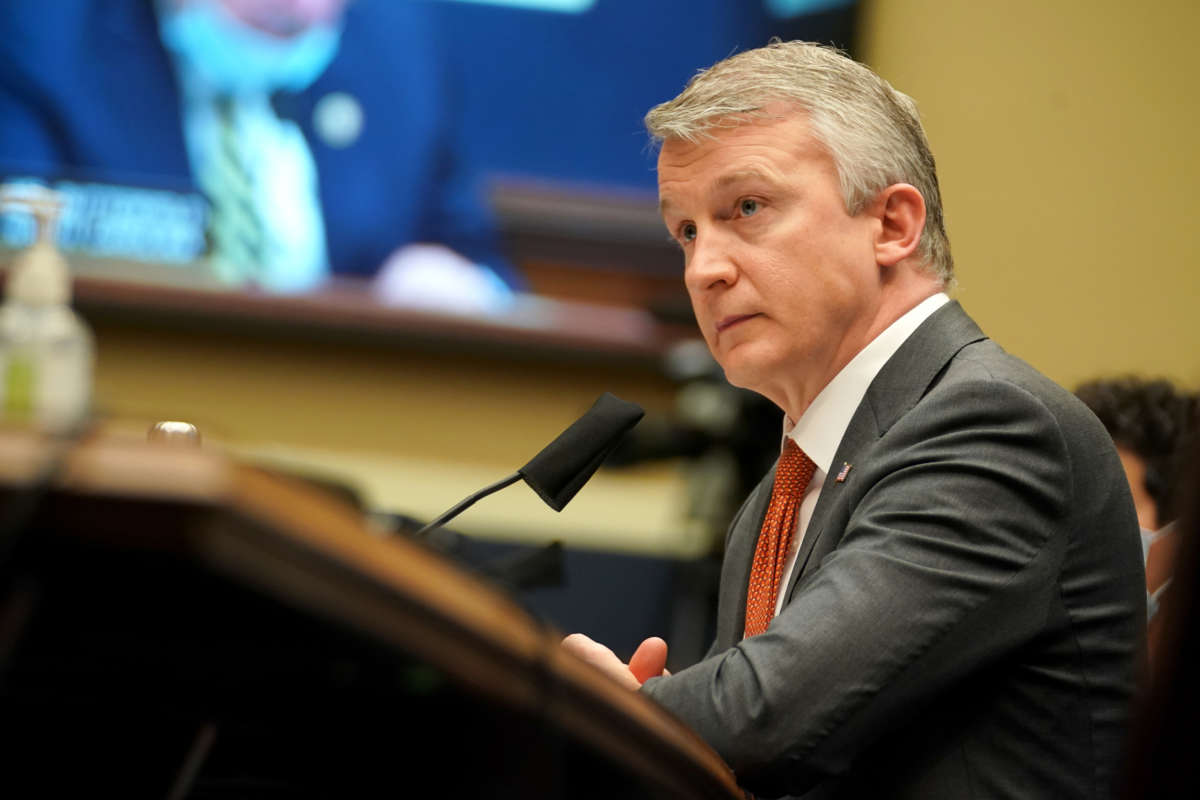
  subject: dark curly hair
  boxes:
[1075,376,1199,525]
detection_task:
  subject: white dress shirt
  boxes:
[773,292,950,615]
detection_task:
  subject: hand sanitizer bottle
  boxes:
[0,185,94,434]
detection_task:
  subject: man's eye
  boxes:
[680,223,697,242]
[739,198,760,217]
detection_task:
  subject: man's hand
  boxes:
[561,634,669,690]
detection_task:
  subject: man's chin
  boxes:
[717,354,773,395]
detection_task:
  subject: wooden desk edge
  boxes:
[0,430,741,798]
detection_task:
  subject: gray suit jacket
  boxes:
[642,302,1145,799]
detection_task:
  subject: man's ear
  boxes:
[872,183,926,267]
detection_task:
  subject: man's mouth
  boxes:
[716,313,760,333]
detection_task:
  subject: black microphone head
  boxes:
[518,393,644,512]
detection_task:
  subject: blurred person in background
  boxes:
[1076,376,1199,670]
[0,0,519,308]
[1118,432,1200,799]
[1075,377,1197,533]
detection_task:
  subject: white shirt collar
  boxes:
[785,293,949,473]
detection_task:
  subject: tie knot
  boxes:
[779,439,815,485]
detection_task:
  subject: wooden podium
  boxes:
[0,429,742,798]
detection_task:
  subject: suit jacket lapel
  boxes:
[98,0,196,187]
[715,472,773,649]
[781,301,988,601]
[787,401,880,587]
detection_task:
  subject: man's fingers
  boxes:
[561,633,642,690]
[562,633,620,670]
[629,636,669,684]
[562,632,608,660]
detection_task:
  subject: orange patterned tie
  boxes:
[744,439,817,638]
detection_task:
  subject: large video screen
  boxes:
[0,0,857,303]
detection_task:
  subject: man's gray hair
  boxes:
[645,40,953,284]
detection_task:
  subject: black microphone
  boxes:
[414,393,644,537]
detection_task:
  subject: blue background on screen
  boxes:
[431,0,856,191]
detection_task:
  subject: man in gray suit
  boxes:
[563,41,1144,798]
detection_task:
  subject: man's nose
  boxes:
[684,232,738,293]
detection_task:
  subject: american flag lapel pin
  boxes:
[835,463,852,483]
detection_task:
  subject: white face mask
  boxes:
[158,1,342,95]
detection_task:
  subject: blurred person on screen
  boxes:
[0,0,519,310]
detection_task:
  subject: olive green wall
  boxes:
[859,0,1198,389]
[90,319,696,554]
